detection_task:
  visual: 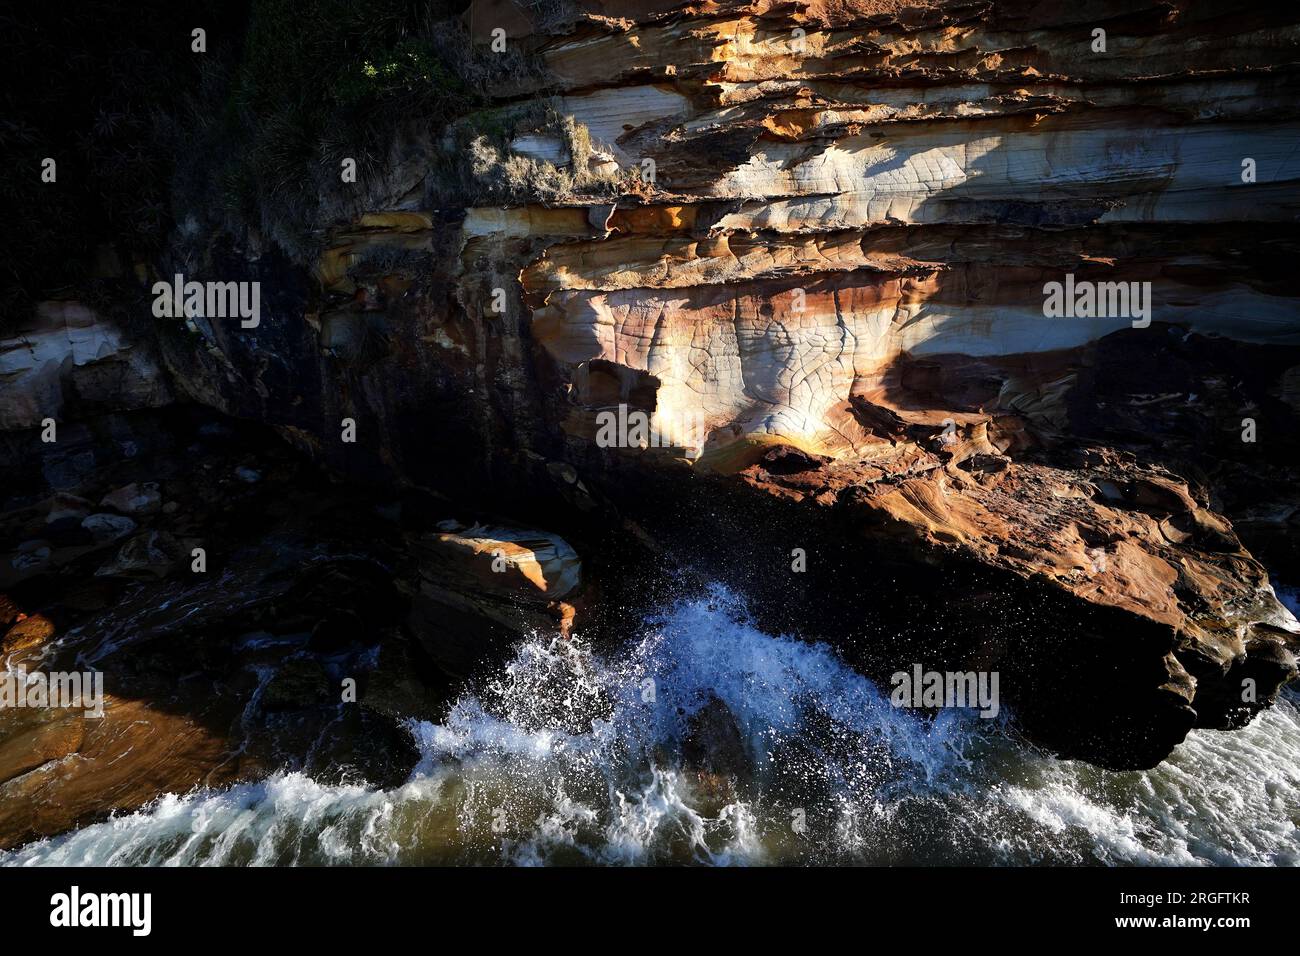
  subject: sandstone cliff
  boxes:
[3,0,1300,845]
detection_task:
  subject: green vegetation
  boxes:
[444,103,621,205]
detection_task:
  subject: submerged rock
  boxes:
[682,697,753,782]
[260,657,333,713]
[1,612,54,661]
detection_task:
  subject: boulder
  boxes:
[81,512,137,542]
[94,530,183,579]
[99,482,162,516]
[2,613,54,661]
[402,520,582,674]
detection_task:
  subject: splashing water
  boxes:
[3,586,1298,866]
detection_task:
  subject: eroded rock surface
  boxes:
[0,301,170,431]
[3,0,1300,848]
[196,0,1292,767]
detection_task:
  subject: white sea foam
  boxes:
[3,585,1297,866]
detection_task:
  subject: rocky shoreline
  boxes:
[3,0,1299,851]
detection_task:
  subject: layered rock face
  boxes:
[4,0,1300,843]
[495,0,1300,768]
[154,0,1300,764]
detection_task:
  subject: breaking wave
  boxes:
[4,585,1298,866]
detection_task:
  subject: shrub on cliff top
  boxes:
[178,0,491,262]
